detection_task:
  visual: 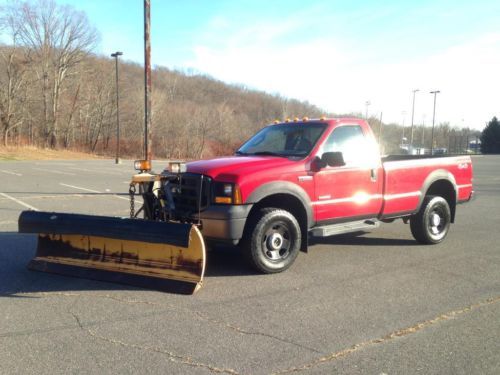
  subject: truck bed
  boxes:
[382,154,470,162]
[380,154,473,218]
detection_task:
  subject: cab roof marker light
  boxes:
[273,120,280,124]
[302,117,309,122]
[320,115,327,121]
[285,118,291,123]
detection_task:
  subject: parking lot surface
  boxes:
[1,156,499,374]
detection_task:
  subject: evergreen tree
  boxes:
[480,117,500,154]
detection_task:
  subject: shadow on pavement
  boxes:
[310,231,417,247]
[1,191,130,197]
[0,232,254,297]
[1,231,417,297]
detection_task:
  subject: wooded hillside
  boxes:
[0,0,479,159]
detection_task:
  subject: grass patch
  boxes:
[0,146,101,161]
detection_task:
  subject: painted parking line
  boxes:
[36,168,76,176]
[34,162,76,166]
[66,166,123,175]
[0,220,17,226]
[0,192,39,211]
[60,183,100,193]
[0,169,22,176]
[59,183,130,201]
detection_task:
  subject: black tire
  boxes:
[243,208,301,274]
[410,196,451,244]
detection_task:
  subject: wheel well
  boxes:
[426,180,456,222]
[246,194,309,251]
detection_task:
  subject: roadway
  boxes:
[0,156,498,374]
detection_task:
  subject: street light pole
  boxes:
[365,101,370,120]
[421,115,426,152]
[410,89,419,150]
[111,51,123,164]
[401,110,406,140]
[430,90,440,155]
[378,111,383,149]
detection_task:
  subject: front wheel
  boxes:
[243,208,301,274]
[410,196,451,244]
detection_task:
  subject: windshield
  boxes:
[236,123,327,157]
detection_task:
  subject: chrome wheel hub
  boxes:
[267,232,283,251]
[431,213,441,227]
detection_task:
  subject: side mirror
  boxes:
[321,152,345,167]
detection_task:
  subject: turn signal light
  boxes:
[213,183,242,205]
[215,197,232,204]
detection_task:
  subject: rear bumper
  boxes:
[193,204,253,245]
[458,189,475,204]
[469,190,476,202]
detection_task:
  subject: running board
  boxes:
[310,219,379,237]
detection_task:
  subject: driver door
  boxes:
[313,125,383,223]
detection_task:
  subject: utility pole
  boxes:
[111,51,123,164]
[410,89,419,150]
[144,0,152,161]
[430,90,440,155]
[365,101,370,120]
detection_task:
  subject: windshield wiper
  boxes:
[251,151,285,157]
[235,150,247,156]
[286,151,309,157]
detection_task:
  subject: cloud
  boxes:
[187,12,500,130]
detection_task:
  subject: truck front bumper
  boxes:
[193,204,253,245]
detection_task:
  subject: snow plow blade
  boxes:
[18,211,206,294]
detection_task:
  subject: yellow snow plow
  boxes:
[18,169,207,294]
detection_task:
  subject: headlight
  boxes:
[134,160,151,171]
[214,182,242,205]
[168,162,187,173]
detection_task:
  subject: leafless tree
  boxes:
[0,44,29,146]
[3,0,98,148]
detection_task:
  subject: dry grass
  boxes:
[0,146,102,161]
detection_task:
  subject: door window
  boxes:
[323,125,377,166]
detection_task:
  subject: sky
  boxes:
[2,0,500,130]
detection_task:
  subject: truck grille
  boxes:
[168,173,211,216]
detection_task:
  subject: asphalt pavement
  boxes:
[0,156,499,374]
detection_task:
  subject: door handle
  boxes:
[370,168,377,182]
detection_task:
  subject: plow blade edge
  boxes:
[19,211,206,294]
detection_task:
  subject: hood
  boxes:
[186,156,300,181]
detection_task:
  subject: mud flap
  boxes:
[18,211,206,294]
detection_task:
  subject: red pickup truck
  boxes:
[155,117,473,273]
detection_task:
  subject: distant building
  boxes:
[468,139,481,152]
[409,147,431,155]
[433,148,448,155]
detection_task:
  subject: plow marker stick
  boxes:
[19,211,206,294]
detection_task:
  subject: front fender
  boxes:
[246,181,314,229]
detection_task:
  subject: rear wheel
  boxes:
[243,208,301,273]
[410,195,451,244]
